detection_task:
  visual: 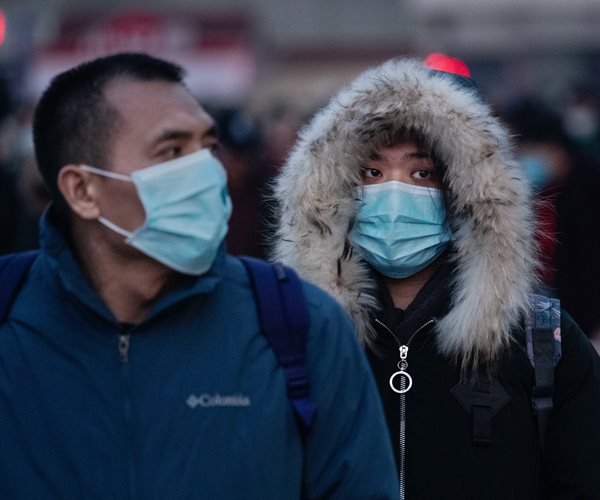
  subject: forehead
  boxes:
[371,140,432,165]
[104,78,213,138]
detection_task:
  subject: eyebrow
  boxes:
[150,124,218,147]
[404,150,431,160]
[151,129,192,145]
[368,149,432,163]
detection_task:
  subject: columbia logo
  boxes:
[186,393,251,409]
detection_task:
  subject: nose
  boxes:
[385,168,413,185]
[388,171,408,183]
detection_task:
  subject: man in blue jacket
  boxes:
[0,52,398,499]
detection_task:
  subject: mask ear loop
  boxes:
[79,165,136,238]
[97,217,134,239]
[80,165,133,182]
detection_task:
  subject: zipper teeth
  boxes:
[374,318,435,348]
[118,333,130,363]
[375,319,402,347]
[117,332,134,498]
[375,318,435,500]
[406,319,435,346]
[399,393,406,500]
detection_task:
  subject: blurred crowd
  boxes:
[497,89,600,347]
[1,78,599,347]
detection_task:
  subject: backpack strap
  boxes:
[0,250,39,324]
[525,294,562,449]
[451,377,511,446]
[239,256,316,434]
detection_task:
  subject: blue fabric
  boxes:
[0,213,398,499]
[239,256,316,432]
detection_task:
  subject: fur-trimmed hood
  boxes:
[272,58,538,368]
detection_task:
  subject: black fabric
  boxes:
[0,171,19,255]
[366,263,600,499]
[471,404,493,445]
[531,327,557,448]
[374,260,454,343]
[451,378,512,446]
[367,260,454,467]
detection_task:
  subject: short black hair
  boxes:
[32,52,185,219]
[385,127,447,182]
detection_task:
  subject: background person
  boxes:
[503,97,600,352]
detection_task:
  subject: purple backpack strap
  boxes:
[239,256,316,434]
[525,293,562,449]
[0,250,39,323]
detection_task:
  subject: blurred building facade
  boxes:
[1,0,600,340]
[0,0,599,113]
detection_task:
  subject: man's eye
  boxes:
[161,146,182,159]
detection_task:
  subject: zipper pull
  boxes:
[399,345,408,361]
[389,345,412,394]
[118,334,130,363]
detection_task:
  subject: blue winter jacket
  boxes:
[0,215,398,499]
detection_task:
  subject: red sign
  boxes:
[28,11,256,101]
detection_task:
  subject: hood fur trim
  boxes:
[272,59,538,368]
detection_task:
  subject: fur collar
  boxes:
[272,59,538,369]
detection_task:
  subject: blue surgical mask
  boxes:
[81,148,233,275]
[351,181,452,279]
[519,153,552,191]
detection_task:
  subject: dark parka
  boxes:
[272,58,600,499]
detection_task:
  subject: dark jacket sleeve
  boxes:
[544,309,600,498]
[301,282,399,500]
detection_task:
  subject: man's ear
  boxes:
[57,165,101,220]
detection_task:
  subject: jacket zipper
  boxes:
[118,333,135,499]
[119,333,130,363]
[375,318,435,500]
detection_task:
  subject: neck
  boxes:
[72,221,182,324]
[383,258,442,310]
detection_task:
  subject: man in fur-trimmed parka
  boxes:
[272,54,600,499]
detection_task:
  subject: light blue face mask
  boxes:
[351,181,452,279]
[81,148,233,276]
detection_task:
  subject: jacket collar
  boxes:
[38,206,226,325]
[375,257,454,343]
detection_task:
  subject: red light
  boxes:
[0,10,5,47]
